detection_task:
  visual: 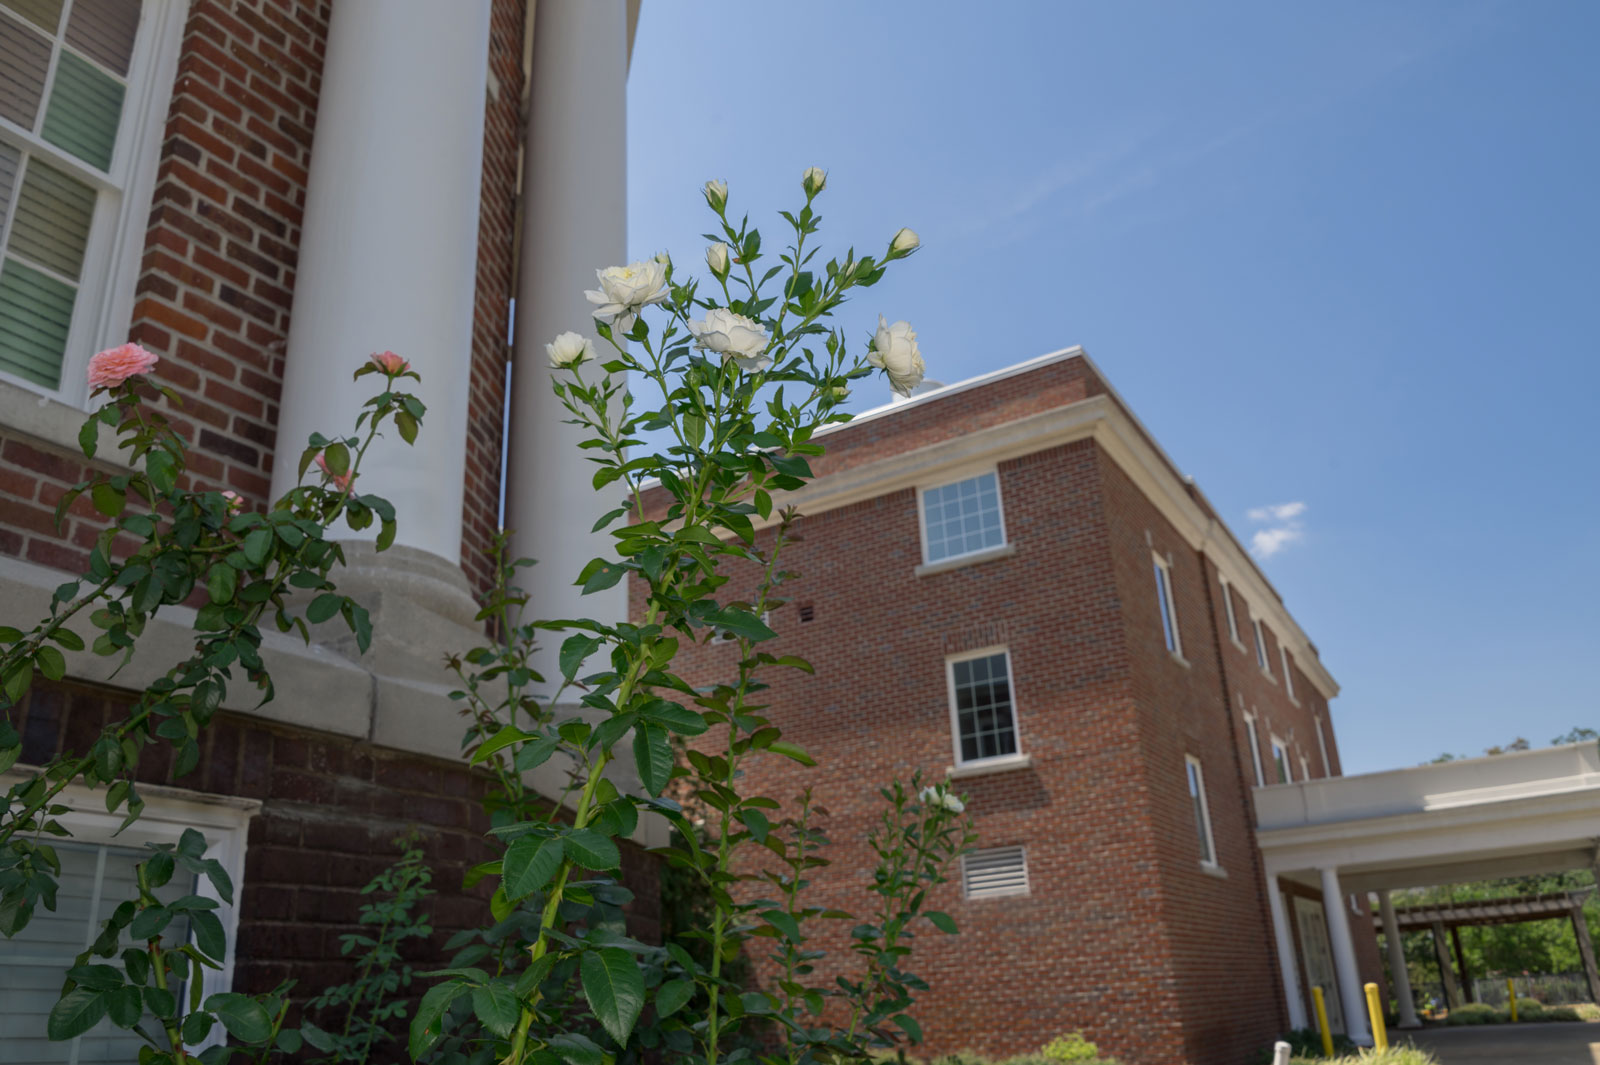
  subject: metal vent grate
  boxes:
[962,845,1028,899]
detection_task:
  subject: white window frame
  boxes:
[1271,736,1292,784]
[1219,575,1243,647]
[916,466,1008,567]
[0,0,188,413]
[1298,753,1310,782]
[944,644,1024,770]
[0,772,257,1053]
[1243,711,1265,787]
[1151,552,1183,659]
[1252,617,1273,677]
[960,844,1030,900]
[1315,714,1332,777]
[1280,645,1298,703]
[1185,755,1219,870]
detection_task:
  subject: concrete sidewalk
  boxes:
[1404,1022,1600,1064]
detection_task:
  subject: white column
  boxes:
[271,0,491,565]
[1379,890,1421,1028]
[506,0,630,684]
[1266,874,1309,1029]
[1320,867,1373,1045]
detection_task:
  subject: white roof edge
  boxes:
[814,346,1088,438]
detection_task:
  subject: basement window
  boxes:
[962,845,1029,899]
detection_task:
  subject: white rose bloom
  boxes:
[706,241,730,278]
[704,179,728,212]
[941,792,966,814]
[890,227,920,256]
[583,260,669,332]
[689,308,771,371]
[545,331,592,368]
[869,315,925,397]
[803,166,827,195]
[919,786,940,806]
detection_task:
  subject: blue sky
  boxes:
[626,2,1599,775]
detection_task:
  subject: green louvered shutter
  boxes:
[0,0,141,391]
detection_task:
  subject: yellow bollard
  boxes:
[1508,977,1518,1022]
[1312,986,1335,1058]
[1365,982,1389,1050]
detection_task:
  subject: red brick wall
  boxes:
[1,0,523,598]
[650,439,1217,1065]
[12,676,660,1010]
[1096,450,1285,1062]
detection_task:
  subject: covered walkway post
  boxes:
[1321,867,1373,1045]
[1379,891,1421,1028]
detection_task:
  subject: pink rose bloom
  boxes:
[369,350,408,375]
[220,490,244,512]
[87,343,159,389]
[314,452,353,493]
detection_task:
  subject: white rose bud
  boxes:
[868,315,925,397]
[545,331,592,368]
[688,307,771,372]
[583,260,669,332]
[654,250,672,267]
[803,166,827,196]
[706,241,730,279]
[919,786,940,806]
[703,179,728,213]
[889,227,920,258]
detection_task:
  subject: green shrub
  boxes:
[1444,1002,1501,1025]
[1572,1002,1600,1021]
[1515,999,1546,1019]
[1544,1006,1580,1021]
[1040,1033,1110,1063]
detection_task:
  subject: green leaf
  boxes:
[205,992,272,1043]
[35,645,67,681]
[471,982,519,1039]
[300,1020,336,1052]
[578,560,627,595]
[205,564,237,605]
[106,985,143,1028]
[642,701,707,736]
[563,829,620,872]
[65,963,123,991]
[550,1032,604,1065]
[322,442,350,476]
[143,985,176,1019]
[129,905,174,941]
[241,527,274,567]
[925,910,958,934]
[471,724,531,765]
[513,734,560,772]
[50,627,84,651]
[632,723,672,796]
[761,909,801,942]
[190,909,226,962]
[306,593,343,624]
[48,988,107,1040]
[710,608,775,642]
[579,948,645,1045]
[559,634,603,681]
[181,1009,215,1044]
[146,449,178,494]
[410,981,465,1060]
[91,482,126,518]
[395,410,418,444]
[893,1014,924,1043]
[738,808,770,844]
[767,741,816,766]
[502,835,563,901]
[79,417,98,458]
[655,978,694,1019]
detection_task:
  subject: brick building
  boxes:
[650,351,1385,1065]
[0,2,661,1060]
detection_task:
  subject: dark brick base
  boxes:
[11,677,661,1013]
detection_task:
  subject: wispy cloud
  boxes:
[1247,502,1308,558]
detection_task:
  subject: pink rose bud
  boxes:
[86,343,160,389]
[220,490,244,512]
[314,452,353,493]
[369,350,409,375]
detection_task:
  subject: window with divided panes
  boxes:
[1,0,149,392]
[947,648,1018,765]
[920,470,1004,563]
